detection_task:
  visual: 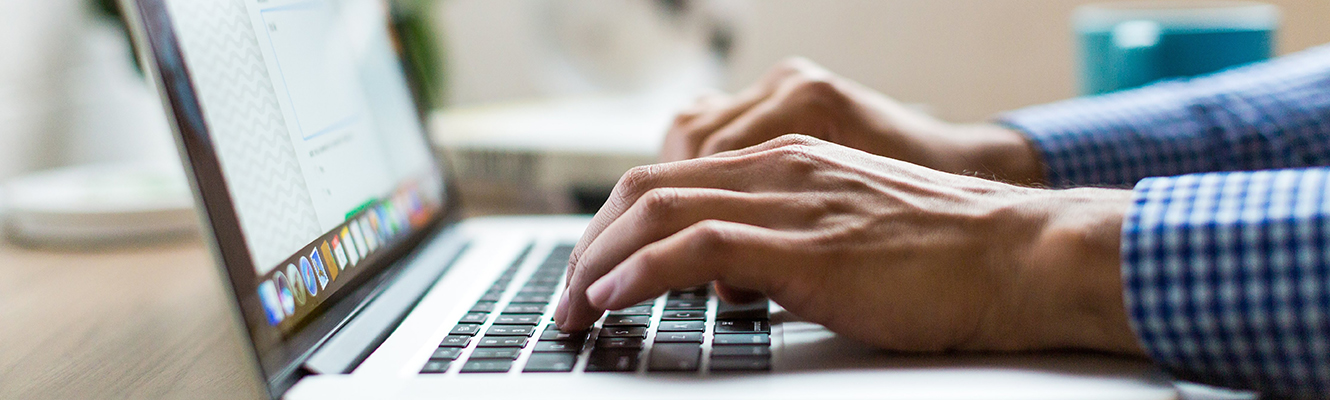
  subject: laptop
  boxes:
[119,0,1180,398]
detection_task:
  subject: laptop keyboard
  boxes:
[419,244,772,375]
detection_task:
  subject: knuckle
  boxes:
[787,76,843,103]
[618,164,661,196]
[770,133,822,148]
[637,188,682,219]
[685,220,734,256]
[769,143,823,174]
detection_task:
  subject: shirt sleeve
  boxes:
[1000,44,1330,188]
[1122,168,1330,398]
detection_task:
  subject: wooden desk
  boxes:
[0,226,1246,400]
[0,238,267,399]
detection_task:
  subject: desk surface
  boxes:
[0,239,266,399]
[0,234,1243,400]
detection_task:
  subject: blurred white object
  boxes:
[0,1,176,180]
[59,14,178,167]
[0,0,81,180]
[438,0,741,107]
[431,95,666,213]
[2,162,196,246]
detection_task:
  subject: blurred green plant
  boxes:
[390,0,446,112]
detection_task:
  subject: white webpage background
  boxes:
[246,0,398,234]
[167,0,323,274]
[168,0,436,274]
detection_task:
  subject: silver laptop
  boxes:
[120,0,1179,398]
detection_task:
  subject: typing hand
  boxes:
[556,135,1144,354]
[662,57,1044,185]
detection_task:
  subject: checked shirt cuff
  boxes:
[1121,169,1330,397]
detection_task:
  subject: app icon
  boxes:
[351,220,369,258]
[341,228,358,267]
[311,250,330,289]
[385,202,402,234]
[331,236,348,271]
[258,280,283,325]
[273,271,295,316]
[361,217,379,251]
[286,263,307,306]
[300,256,320,296]
[320,242,339,280]
[368,210,386,242]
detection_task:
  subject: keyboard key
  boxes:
[717,300,769,320]
[670,286,708,296]
[711,345,771,358]
[661,310,706,320]
[486,325,535,336]
[420,360,450,374]
[715,320,771,334]
[709,356,770,372]
[603,315,651,327]
[431,347,463,360]
[477,336,529,348]
[598,327,647,338]
[667,291,707,300]
[503,304,546,314]
[635,299,657,307]
[653,332,703,343]
[524,353,577,373]
[540,326,589,341]
[460,359,512,373]
[586,350,639,372]
[665,299,706,310]
[713,334,770,346]
[608,305,653,316]
[478,291,504,302]
[459,312,488,324]
[594,337,644,349]
[518,286,557,295]
[450,324,482,336]
[469,301,497,313]
[533,341,583,353]
[511,294,552,304]
[657,321,705,332]
[528,276,561,285]
[469,348,521,360]
[439,335,471,348]
[648,343,701,372]
[493,314,542,325]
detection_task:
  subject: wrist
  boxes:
[1017,188,1145,355]
[945,124,1047,186]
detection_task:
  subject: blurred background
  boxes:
[2,0,1329,220]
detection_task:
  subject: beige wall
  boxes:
[727,0,1330,122]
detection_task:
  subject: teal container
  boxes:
[1075,1,1279,95]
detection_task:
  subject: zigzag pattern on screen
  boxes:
[169,0,323,270]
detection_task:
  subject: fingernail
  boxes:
[554,288,570,323]
[586,276,616,309]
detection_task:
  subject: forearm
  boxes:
[999,44,1330,188]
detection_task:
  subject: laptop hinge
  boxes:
[303,228,469,374]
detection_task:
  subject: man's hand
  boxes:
[556,135,1144,355]
[663,58,1045,185]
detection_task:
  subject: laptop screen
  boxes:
[160,0,445,335]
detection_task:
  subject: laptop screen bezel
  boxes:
[121,0,461,396]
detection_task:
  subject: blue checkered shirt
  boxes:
[1002,44,1330,398]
